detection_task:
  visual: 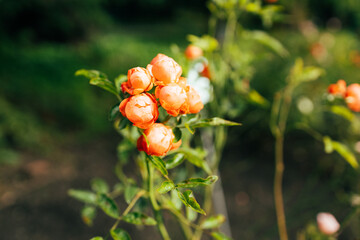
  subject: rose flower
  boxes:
[345,83,360,112]
[148,54,182,86]
[185,45,203,60]
[328,79,346,97]
[119,93,159,129]
[155,83,189,117]
[121,67,154,95]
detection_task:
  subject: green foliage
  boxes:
[96,193,120,219]
[176,176,218,188]
[122,212,157,226]
[110,228,131,240]
[201,215,226,229]
[177,189,206,215]
[146,155,168,177]
[81,205,97,226]
[323,136,358,168]
[211,231,232,240]
[68,189,97,205]
[157,181,175,194]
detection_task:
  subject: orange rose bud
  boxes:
[121,67,154,95]
[317,213,340,235]
[328,79,346,97]
[185,45,203,60]
[137,123,182,156]
[119,93,159,129]
[150,55,182,86]
[150,53,169,65]
[186,86,203,114]
[155,84,188,116]
[345,83,360,112]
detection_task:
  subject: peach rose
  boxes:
[186,86,204,114]
[121,67,154,95]
[137,123,182,156]
[185,45,203,60]
[155,84,188,117]
[119,93,159,129]
[345,83,360,112]
[149,54,182,86]
[328,79,346,97]
[317,212,340,235]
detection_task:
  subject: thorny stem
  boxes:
[146,160,171,240]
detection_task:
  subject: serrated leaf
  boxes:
[91,178,109,194]
[90,237,104,240]
[110,228,131,240]
[81,205,96,226]
[146,155,168,177]
[323,136,358,168]
[157,180,175,194]
[124,184,140,204]
[177,189,206,215]
[109,103,120,121]
[201,215,226,229]
[211,231,232,240]
[172,127,182,143]
[68,189,97,205]
[176,175,218,188]
[165,153,185,169]
[96,193,119,219]
[122,212,157,226]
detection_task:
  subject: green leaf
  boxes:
[323,136,359,168]
[329,105,354,121]
[122,212,157,226]
[175,148,211,175]
[295,66,324,83]
[110,228,131,240]
[91,178,109,194]
[247,90,270,107]
[75,69,119,97]
[172,127,182,143]
[81,205,96,226]
[177,189,206,215]
[96,193,119,219]
[90,237,104,240]
[68,189,97,205]
[147,155,168,177]
[243,30,289,58]
[114,74,127,93]
[211,231,232,240]
[124,184,140,204]
[201,215,226,229]
[109,103,120,121]
[182,118,241,131]
[176,175,218,188]
[115,117,131,131]
[165,153,185,169]
[157,180,175,194]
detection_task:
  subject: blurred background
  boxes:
[1,0,360,239]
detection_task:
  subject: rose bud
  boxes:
[150,53,170,65]
[186,86,204,114]
[317,212,340,235]
[155,84,188,117]
[121,67,154,95]
[185,45,203,60]
[150,55,182,86]
[345,83,360,112]
[119,93,159,129]
[328,79,346,97]
[137,123,182,156]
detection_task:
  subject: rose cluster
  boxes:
[328,80,360,112]
[119,54,204,156]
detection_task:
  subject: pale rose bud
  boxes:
[155,84,188,117]
[150,55,182,86]
[317,212,340,235]
[185,86,204,114]
[137,123,182,156]
[328,79,346,97]
[185,45,203,60]
[121,67,154,95]
[345,83,360,112]
[119,93,159,129]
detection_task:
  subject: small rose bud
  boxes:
[119,93,159,129]
[137,123,182,156]
[121,67,154,95]
[345,83,360,112]
[185,45,203,60]
[186,86,203,114]
[149,54,182,86]
[155,84,188,117]
[317,212,340,235]
[328,79,346,97]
